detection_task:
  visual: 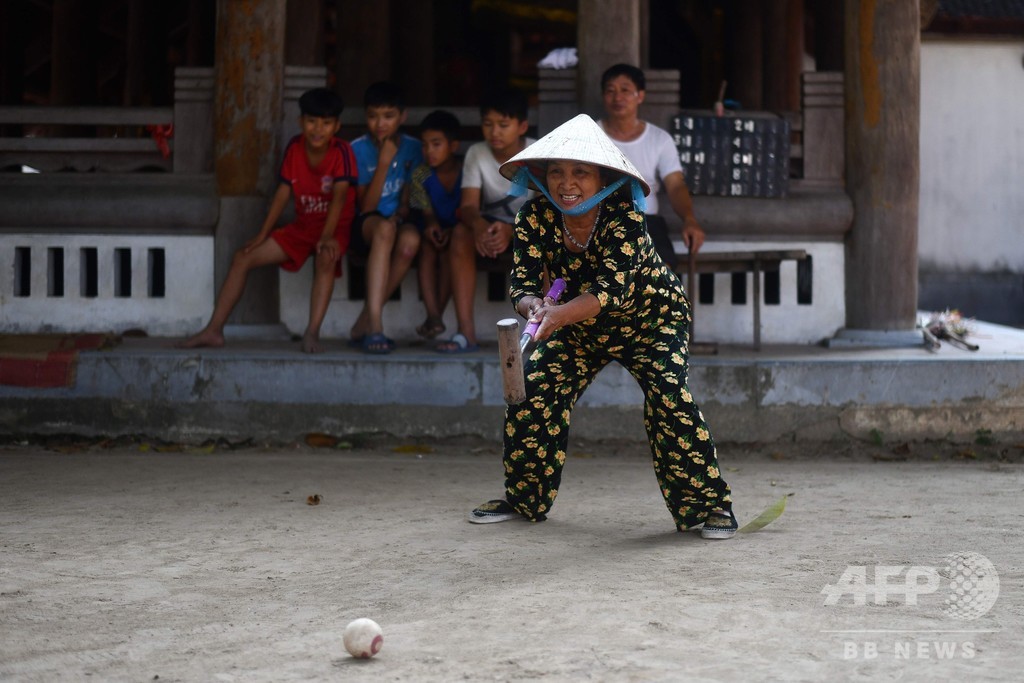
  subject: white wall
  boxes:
[919,40,1024,272]
[0,234,214,336]
[280,240,844,346]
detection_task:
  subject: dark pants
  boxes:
[501,306,732,530]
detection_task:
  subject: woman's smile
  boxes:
[546,160,601,211]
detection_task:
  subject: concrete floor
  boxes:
[1,436,1022,682]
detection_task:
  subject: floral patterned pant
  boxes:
[502,316,732,530]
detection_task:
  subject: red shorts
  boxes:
[271,222,344,278]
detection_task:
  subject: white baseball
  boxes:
[343,618,384,658]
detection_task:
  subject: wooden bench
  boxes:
[343,248,512,303]
[346,234,807,350]
[675,249,809,351]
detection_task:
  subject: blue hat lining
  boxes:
[508,166,646,215]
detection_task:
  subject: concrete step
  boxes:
[2,321,1023,444]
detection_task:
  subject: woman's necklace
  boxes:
[562,204,602,251]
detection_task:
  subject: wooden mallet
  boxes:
[497,278,566,405]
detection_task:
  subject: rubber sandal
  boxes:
[362,332,394,355]
[350,334,394,351]
[435,333,479,354]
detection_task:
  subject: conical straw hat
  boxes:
[499,114,651,197]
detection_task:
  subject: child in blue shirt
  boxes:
[349,82,423,353]
[409,110,463,340]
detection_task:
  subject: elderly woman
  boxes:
[468,115,737,539]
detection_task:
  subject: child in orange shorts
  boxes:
[177,88,357,353]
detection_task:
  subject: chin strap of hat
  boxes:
[508,166,646,215]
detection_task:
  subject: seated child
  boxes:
[439,87,535,353]
[178,87,356,354]
[348,82,424,354]
[409,110,463,340]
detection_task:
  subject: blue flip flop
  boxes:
[350,334,395,351]
[361,332,394,355]
[435,333,479,354]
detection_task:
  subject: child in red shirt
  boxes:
[178,88,357,353]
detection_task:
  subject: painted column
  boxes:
[214,0,285,196]
[213,0,286,324]
[841,0,920,336]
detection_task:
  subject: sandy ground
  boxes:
[1,435,1022,683]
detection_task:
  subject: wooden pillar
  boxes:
[213,0,287,324]
[286,0,324,67]
[335,0,391,109]
[392,0,435,104]
[784,0,805,109]
[124,1,148,105]
[731,1,763,110]
[214,0,285,196]
[0,1,27,136]
[577,0,641,118]
[763,0,802,112]
[843,0,920,333]
[811,0,844,71]
[51,0,97,108]
[185,0,214,66]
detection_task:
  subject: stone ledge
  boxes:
[2,329,1021,444]
[0,174,219,233]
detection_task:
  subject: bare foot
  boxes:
[349,309,369,342]
[416,316,446,340]
[302,333,324,354]
[175,329,225,349]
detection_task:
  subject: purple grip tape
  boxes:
[521,278,566,349]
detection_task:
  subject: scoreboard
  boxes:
[671,112,791,198]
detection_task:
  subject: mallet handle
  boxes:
[520,278,567,352]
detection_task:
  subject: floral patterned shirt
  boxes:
[510,195,690,329]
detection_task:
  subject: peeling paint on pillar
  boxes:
[214,0,285,197]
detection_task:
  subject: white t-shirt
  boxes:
[600,120,682,215]
[461,138,536,223]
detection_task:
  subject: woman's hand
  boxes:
[525,295,563,342]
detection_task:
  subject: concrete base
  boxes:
[2,320,1022,444]
[825,328,926,348]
